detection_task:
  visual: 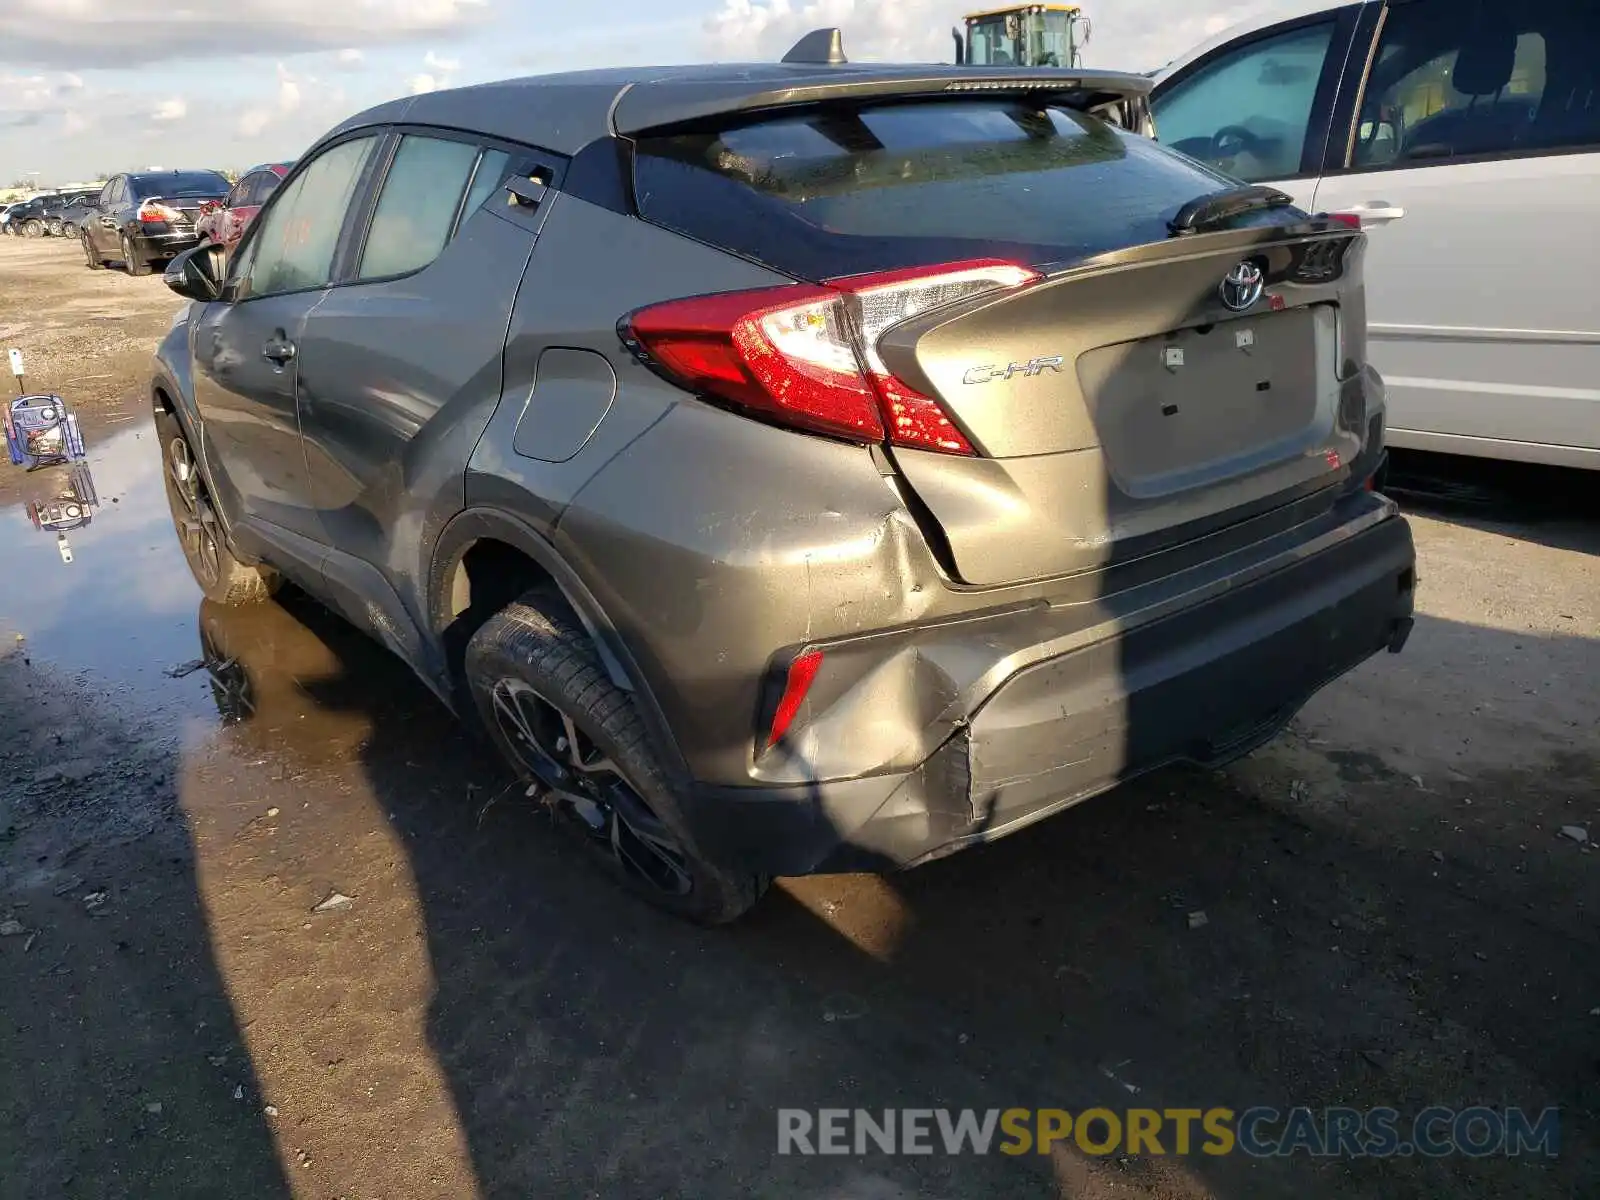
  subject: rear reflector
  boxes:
[623,260,1039,454]
[1321,212,1362,230]
[767,649,824,747]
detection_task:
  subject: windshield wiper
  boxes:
[1168,184,1295,237]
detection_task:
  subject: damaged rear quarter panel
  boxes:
[553,398,955,788]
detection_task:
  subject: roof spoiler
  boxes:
[613,67,1154,138]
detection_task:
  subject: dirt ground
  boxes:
[0,235,1595,1200]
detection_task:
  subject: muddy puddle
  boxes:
[0,422,217,729]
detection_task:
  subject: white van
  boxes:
[1151,0,1599,469]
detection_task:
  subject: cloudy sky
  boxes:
[0,0,1300,185]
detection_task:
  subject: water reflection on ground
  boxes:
[0,420,211,731]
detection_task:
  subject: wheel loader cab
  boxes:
[957,4,1089,70]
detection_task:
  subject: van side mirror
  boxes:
[164,244,224,302]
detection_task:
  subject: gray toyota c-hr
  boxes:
[153,33,1416,923]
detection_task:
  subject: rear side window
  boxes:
[633,100,1241,279]
[254,171,284,206]
[358,134,481,279]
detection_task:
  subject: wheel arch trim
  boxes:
[428,506,692,781]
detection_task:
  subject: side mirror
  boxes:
[164,244,224,302]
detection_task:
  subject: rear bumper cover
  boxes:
[680,508,1416,877]
[134,228,202,256]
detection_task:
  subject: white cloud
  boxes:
[277,63,303,113]
[408,48,461,94]
[704,0,1297,74]
[238,62,310,136]
[0,0,488,69]
[336,48,365,65]
[151,96,187,122]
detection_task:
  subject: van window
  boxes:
[1352,0,1597,167]
[1152,21,1340,182]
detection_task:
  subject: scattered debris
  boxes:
[312,891,354,914]
[82,891,108,912]
[264,1105,279,1118]
[1100,1063,1141,1095]
[957,1032,970,1044]
[266,807,280,818]
[1429,850,1445,863]
[1360,1049,1387,1070]
[1188,910,1209,930]
[1409,775,1425,789]
[163,659,207,679]
[1288,779,1310,803]
[0,918,24,937]
[232,1084,244,1101]
[1559,825,1589,845]
[144,1102,162,1116]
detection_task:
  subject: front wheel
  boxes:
[156,411,278,606]
[46,219,63,237]
[22,220,42,238]
[465,598,768,924]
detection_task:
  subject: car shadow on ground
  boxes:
[0,652,292,1200]
[1386,449,1600,556]
[185,588,1598,1200]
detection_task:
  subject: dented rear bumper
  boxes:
[678,498,1416,877]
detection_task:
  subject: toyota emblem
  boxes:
[1220,260,1265,312]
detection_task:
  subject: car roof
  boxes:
[1151,0,1358,85]
[321,59,1153,157]
[124,168,227,180]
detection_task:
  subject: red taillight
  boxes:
[138,200,182,224]
[624,259,1039,455]
[1321,212,1362,230]
[767,649,824,748]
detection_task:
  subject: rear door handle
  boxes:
[262,336,296,367]
[1337,203,1407,225]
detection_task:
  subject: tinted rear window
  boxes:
[633,100,1251,280]
[132,172,228,199]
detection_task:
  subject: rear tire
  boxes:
[46,219,63,237]
[465,597,768,925]
[23,220,42,238]
[121,233,151,276]
[155,411,278,606]
[82,232,105,270]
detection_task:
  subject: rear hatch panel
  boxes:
[879,228,1366,586]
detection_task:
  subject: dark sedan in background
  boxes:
[54,192,100,238]
[195,162,291,256]
[81,169,230,275]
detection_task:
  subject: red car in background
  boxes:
[195,162,291,255]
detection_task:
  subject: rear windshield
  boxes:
[132,172,228,200]
[633,99,1268,280]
